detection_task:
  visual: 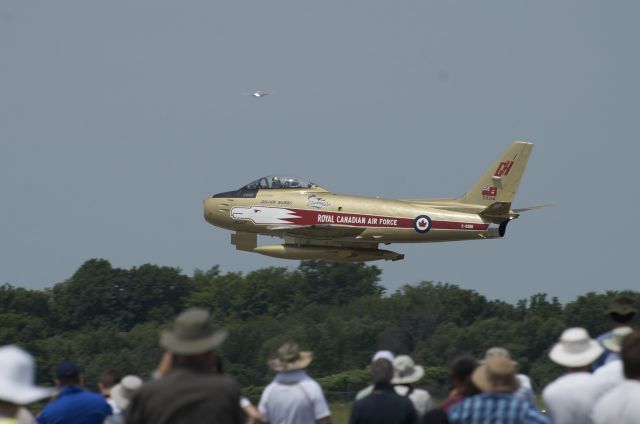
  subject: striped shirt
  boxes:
[449,393,549,424]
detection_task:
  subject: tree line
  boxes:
[1,259,638,400]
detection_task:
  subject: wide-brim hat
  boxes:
[160,308,227,355]
[607,296,637,316]
[268,342,313,372]
[110,375,143,411]
[480,347,517,365]
[471,356,520,393]
[549,327,604,367]
[0,346,53,405]
[391,355,425,384]
[602,327,633,353]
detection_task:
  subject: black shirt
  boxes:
[349,385,418,424]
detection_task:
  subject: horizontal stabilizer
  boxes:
[479,202,512,218]
[513,204,553,213]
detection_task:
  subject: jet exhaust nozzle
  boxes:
[485,221,509,239]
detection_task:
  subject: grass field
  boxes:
[329,402,352,424]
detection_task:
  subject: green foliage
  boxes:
[50,259,192,331]
[4,258,639,400]
[316,369,370,394]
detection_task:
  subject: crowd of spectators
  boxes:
[0,297,637,424]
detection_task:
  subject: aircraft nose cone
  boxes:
[203,197,220,224]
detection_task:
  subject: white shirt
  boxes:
[394,386,433,418]
[103,398,123,424]
[514,374,536,405]
[543,372,602,424]
[592,380,640,424]
[259,370,330,424]
[592,360,624,396]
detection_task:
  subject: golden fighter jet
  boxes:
[204,141,546,261]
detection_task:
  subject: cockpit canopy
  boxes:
[212,175,325,199]
[242,175,321,190]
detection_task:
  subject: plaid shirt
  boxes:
[449,393,549,424]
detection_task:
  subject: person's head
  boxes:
[371,350,395,364]
[370,358,394,386]
[471,356,520,394]
[391,355,424,385]
[549,327,603,371]
[110,375,143,412]
[0,345,52,416]
[55,360,82,387]
[160,308,227,372]
[607,296,637,326]
[268,342,313,373]
[448,355,478,395]
[97,368,122,396]
[622,330,640,380]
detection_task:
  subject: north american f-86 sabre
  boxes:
[204,141,547,262]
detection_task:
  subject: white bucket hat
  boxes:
[602,326,633,353]
[391,355,425,384]
[0,345,53,405]
[549,327,604,367]
[110,375,143,411]
[372,350,395,364]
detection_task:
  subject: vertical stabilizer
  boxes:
[458,141,533,206]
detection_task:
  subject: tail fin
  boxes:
[458,141,533,206]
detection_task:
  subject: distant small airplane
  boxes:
[204,141,550,262]
[244,90,270,98]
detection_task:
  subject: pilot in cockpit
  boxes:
[271,176,283,188]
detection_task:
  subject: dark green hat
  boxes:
[160,308,227,355]
[607,296,637,316]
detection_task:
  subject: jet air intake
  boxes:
[253,244,404,262]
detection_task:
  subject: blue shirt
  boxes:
[37,386,112,424]
[592,330,620,371]
[449,393,549,424]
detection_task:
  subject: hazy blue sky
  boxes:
[2,1,638,303]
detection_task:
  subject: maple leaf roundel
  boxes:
[413,215,432,234]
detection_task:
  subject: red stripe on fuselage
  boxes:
[272,208,488,231]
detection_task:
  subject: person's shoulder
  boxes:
[596,330,612,343]
[593,381,640,416]
[411,387,431,399]
[544,372,592,394]
[298,376,327,398]
[449,396,472,418]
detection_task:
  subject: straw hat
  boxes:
[471,356,520,393]
[549,327,604,367]
[0,345,53,405]
[110,375,143,411]
[268,342,313,372]
[391,355,425,384]
[160,308,227,355]
[602,327,633,353]
[481,347,518,365]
